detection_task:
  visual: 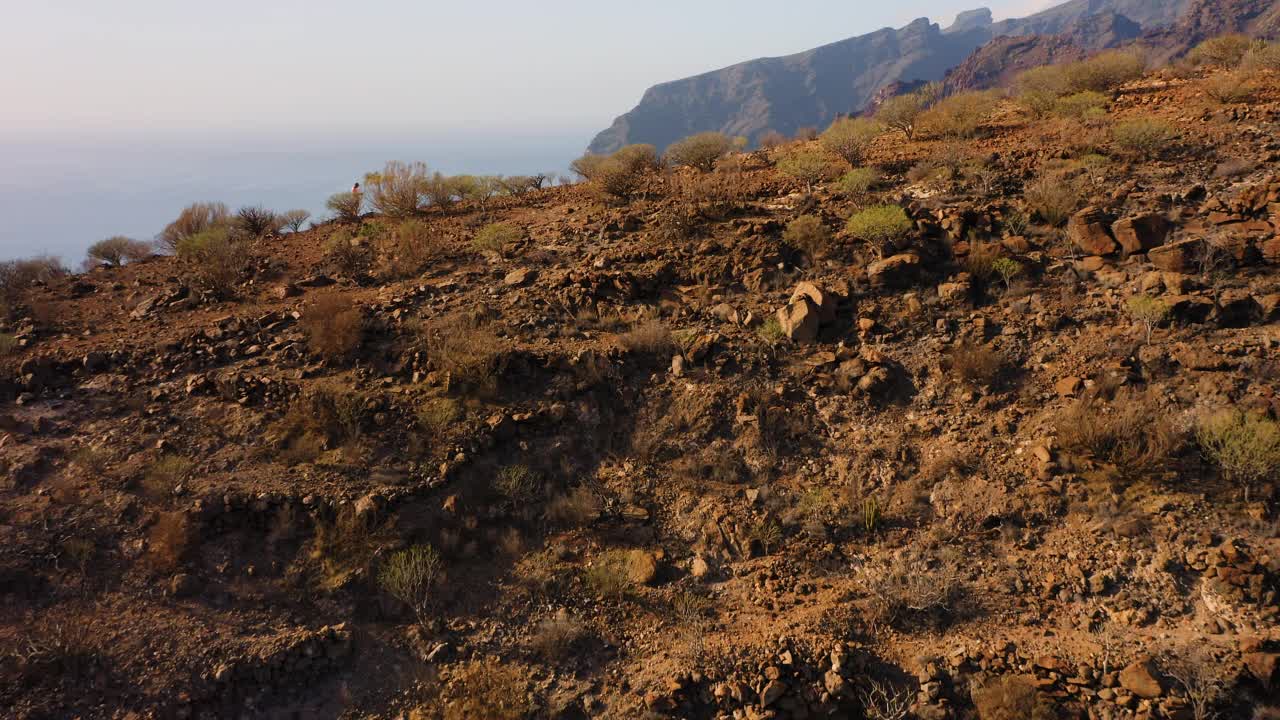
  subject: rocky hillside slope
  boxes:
[4,61,1280,719]
[587,0,1190,154]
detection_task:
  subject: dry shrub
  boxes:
[159,201,230,252]
[323,229,371,277]
[528,615,588,660]
[301,294,363,360]
[3,622,104,689]
[1189,34,1261,68]
[1112,119,1179,158]
[363,161,429,216]
[1016,65,1070,117]
[494,465,538,504]
[378,219,448,279]
[783,215,831,260]
[377,545,442,625]
[877,85,938,140]
[1202,71,1256,104]
[1243,42,1280,72]
[147,511,193,572]
[971,675,1057,720]
[618,319,674,354]
[819,117,880,165]
[417,397,460,436]
[0,256,68,311]
[440,659,533,720]
[948,342,1003,389]
[326,191,363,222]
[277,383,364,456]
[920,90,1000,138]
[236,205,282,237]
[794,126,819,141]
[1024,174,1084,227]
[776,147,840,191]
[174,226,249,297]
[311,505,388,588]
[86,236,151,267]
[0,333,18,355]
[420,313,508,392]
[545,484,601,527]
[1052,91,1108,120]
[472,222,521,255]
[142,454,192,498]
[584,549,650,598]
[758,130,788,149]
[860,550,963,627]
[835,167,882,197]
[666,161,750,220]
[1055,389,1182,478]
[665,132,732,171]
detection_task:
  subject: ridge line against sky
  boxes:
[2,0,1056,136]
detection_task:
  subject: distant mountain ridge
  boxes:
[587,0,1191,155]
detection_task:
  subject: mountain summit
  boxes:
[587,0,1190,154]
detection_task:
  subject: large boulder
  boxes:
[776,298,820,343]
[1068,207,1118,256]
[789,282,837,324]
[1119,659,1163,699]
[867,253,920,288]
[1148,238,1203,273]
[1113,213,1172,255]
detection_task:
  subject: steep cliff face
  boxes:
[587,0,1191,155]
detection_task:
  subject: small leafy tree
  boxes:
[846,205,912,246]
[991,257,1022,291]
[280,209,311,232]
[819,117,880,165]
[835,167,881,197]
[1126,295,1168,344]
[158,202,231,252]
[877,85,937,140]
[363,161,429,216]
[665,132,732,171]
[378,545,443,625]
[86,236,151,267]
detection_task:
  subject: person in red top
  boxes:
[351,182,362,196]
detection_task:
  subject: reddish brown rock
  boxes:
[1113,213,1172,255]
[1148,238,1203,272]
[1068,207,1118,256]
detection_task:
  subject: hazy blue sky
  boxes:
[3,0,1055,136]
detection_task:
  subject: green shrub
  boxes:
[494,465,538,504]
[991,257,1022,290]
[783,215,831,259]
[1064,50,1145,92]
[877,88,934,140]
[86,236,151,267]
[326,191,363,222]
[835,167,882,196]
[758,316,785,345]
[158,201,231,252]
[1016,65,1071,116]
[665,132,733,171]
[1189,34,1261,68]
[378,545,442,625]
[1053,91,1108,119]
[846,205,912,244]
[776,148,839,190]
[417,397,460,435]
[280,209,311,232]
[236,205,282,237]
[920,90,1000,138]
[174,226,248,296]
[363,161,429,216]
[1112,118,1179,158]
[819,117,880,165]
[472,222,521,254]
[0,333,15,355]
[1197,410,1280,499]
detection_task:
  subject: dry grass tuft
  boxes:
[301,294,363,361]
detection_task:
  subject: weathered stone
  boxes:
[1068,207,1118,256]
[1119,659,1163,699]
[1148,238,1204,273]
[503,268,536,286]
[789,282,837,323]
[868,253,921,288]
[1113,213,1172,255]
[776,298,820,343]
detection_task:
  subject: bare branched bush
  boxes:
[971,675,1057,720]
[494,465,538,505]
[363,161,429,216]
[236,205,282,237]
[860,550,963,627]
[147,511,194,572]
[1243,42,1280,71]
[1196,409,1280,500]
[759,130,788,149]
[378,545,443,625]
[877,87,935,140]
[323,229,371,277]
[528,615,588,660]
[1163,646,1228,720]
[276,383,364,456]
[1203,71,1256,104]
[665,132,732,172]
[301,294,363,361]
[419,313,508,392]
[618,319,674,354]
[860,679,915,720]
[86,236,151,267]
[948,342,1003,389]
[820,117,881,165]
